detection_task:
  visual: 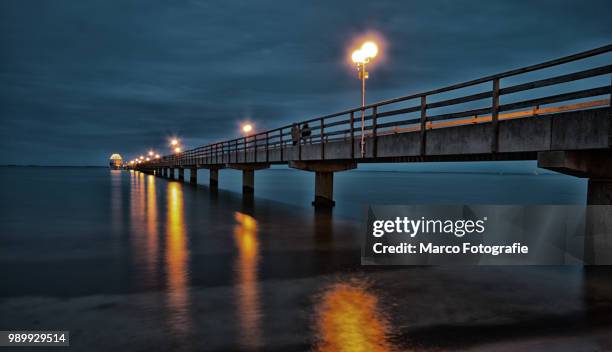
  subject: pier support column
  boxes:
[210,168,219,189]
[314,171,335,207]
[162,168,167,178]
[289,161,357,207]
[538,150,612,204]
[538,150,612,264]
[243,170,255,195]
[242,170,255,194]
[178,168,185,181]
[190,168,198,184]
[227,163,270,195]
[587,179,612,205]
[169,168,175,179]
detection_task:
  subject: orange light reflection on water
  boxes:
[166,182,191,336]
[110,170,122,234]
[315,281,395,352]
[145,175,158,280]
[233,211,263,349]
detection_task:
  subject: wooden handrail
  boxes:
[142,45,611,167]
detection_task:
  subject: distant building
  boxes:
[109,154,123,169]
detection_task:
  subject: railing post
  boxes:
[298,127,302,161]
[350,111,355,159]
[491,78,500,153]
[244,137,247,163]
[280,128,284,161]
[265,132,269,163]
[320,117,325,160]
[420,95,427,156]
[254,135,258,163]
[372,106,378,158]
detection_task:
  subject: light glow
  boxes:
[171,139,179,146]
[242,124,253,134]
[351,50,366,64]
[148,151,154,156]
[361,41,378,59]
[174,147,181,153]
[351,41,378,64]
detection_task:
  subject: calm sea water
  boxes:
[1,165,611,351]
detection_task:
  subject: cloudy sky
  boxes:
[1,0,610,165]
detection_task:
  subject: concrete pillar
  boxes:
[243,169,254,195]
[226,163,269,196]
[210,169,219,189]
[538,151,612,264]
[587,179,612,205]
[289,161,357,208]
[190,168,198,184]
[178,168,185,181]
[169,168,175,179]
[162,168,167,178]
[538,151,612,204]
[314,171,334,207]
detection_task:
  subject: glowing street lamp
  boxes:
[351,40,378,157]
[174,147,181,153]
[155,154,160,159]
[241,123,253,135]
[148,150,154,157]
[170,139,179,146]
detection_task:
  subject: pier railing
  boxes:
[149,44,612,167]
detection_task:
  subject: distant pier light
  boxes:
[174,147,182,153]
[148,150,154,156]
[171,139,179,146]
[109,153,123,170]
[155,154,160,159]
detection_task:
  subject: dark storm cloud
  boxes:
[0,0,610,165]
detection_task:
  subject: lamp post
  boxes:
[351,41,378,157]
